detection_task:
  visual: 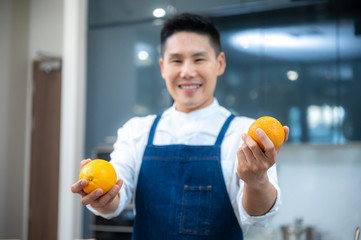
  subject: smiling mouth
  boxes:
[179,84,202,89]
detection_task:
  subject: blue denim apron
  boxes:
[132,113,243,240]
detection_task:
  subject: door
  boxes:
[28,60,62,240]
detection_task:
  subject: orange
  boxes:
[248,116,285,150]
[79,159,117,195]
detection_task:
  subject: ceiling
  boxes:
[88,0,327,26]
[87,0,361,63]
[225,21,361,62]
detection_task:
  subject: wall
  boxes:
[28,0,63,58]
[27,0,65,238]
[58,0,87,239]
[0,4,12,233]
[0,0,64,238]
[246,144,361,240]
[0,0,29,238]
[0,0,12,235]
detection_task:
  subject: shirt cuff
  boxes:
[239,181,282,228]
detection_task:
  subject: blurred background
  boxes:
[0,0,360,239]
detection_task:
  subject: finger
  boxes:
[92,179,123,208]
[242,133,265,164]
[71,179,88,194]
[253,129,279,166]
[80,188,103,206]
[236,148,247,178]
[240,142,256,164]
[80,158,92,168]
[255,128,275,152]
[78,190,87,198]
[103,179,123,200]
[283,126,289,143]
[237,141,249,166]
[116,179,124,188]
[241,137,270,172]
[276,126,290,154]
[242,132,264,158]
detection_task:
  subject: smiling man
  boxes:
[71,13,289,240]
[159,31,225,113]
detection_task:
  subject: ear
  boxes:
[159,58,166,79]
[216,52,226,76]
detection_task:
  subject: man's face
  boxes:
[159,32,226,113]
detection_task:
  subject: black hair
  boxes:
[160,13,221,56]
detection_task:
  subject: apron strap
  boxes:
[214,114,235,146]
[147,114,162,145]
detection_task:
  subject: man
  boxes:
[71,13,289,239]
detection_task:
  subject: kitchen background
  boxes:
[0,0,360,239]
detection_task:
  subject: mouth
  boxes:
[179,84,202,90]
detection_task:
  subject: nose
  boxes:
[180,60,196,79]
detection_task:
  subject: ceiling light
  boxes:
[153,8,166,18]
[138,51,149,61]
[287,70,298,81]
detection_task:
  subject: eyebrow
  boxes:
[192,51,209,57]
[167,51,210,59]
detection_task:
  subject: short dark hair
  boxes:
[160,13,221,56]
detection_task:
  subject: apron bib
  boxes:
[132,113,243,240]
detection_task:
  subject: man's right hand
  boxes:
[71,159,123,214]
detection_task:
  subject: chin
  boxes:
[179,103,203,113]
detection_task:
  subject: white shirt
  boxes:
[88,99,281,233]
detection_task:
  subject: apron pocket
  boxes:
[179,185,212,236]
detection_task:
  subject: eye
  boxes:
[195,58,205,62]
[170,59,182,63]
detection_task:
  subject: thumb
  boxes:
[116,179,123,189]
[80,158,92,168]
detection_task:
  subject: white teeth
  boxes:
[180,85,200,89]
